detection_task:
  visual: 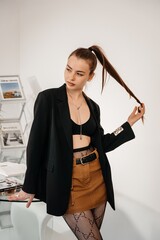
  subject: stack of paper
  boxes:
[0,162,26,177]
[0,177,23,192]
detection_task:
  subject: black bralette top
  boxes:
[71,114,97,137]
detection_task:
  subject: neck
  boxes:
[66,88,83,101]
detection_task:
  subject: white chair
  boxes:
[11,202,76,240]
[11,202,52,240]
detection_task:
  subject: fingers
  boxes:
[26,195,34,208]
[8,190,27,201]
[132,106,138,114]
[8,190,35,208]
[138,103,145,115]
[128,103,145,126]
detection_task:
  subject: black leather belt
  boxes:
[76,152,97,165]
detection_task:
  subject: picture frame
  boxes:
[0,75,25,101]
[0,122,25,149]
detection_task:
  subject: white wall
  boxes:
[0,0,20,75]
[0,0,160,239]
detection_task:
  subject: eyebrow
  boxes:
[67,64,85,74]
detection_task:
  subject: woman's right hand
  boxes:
[8,190,35,208]
[127,103,145,126]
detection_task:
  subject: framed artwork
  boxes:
[0,122,25,148]
[0,75,24,101]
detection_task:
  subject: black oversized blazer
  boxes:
[22,84,135,216]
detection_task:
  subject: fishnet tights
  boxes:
[63,202,106,240]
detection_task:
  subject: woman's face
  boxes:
[64,55,94,91]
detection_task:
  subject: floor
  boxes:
[0,204,17,240]
[0,228,17,240]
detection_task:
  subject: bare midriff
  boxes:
[72,135,91,150]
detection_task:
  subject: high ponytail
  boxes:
[69,45,143,121]
[88,45,142,105]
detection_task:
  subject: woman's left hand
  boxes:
[8,190,35,208]
[127,103,145,126]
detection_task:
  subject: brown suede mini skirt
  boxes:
[66,148,107,214]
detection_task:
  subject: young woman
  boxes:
[9,45,145,240]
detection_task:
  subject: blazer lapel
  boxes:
[83,93,99,126]
[55,85,100,151]
[56,84,73,151]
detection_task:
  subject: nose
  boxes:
[70,72,76,81]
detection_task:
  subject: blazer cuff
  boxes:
[120,121,135,140]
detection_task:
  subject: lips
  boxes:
[67,82,75,87]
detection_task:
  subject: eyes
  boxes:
[66,67,84,77]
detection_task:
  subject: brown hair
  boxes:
[69,45,142,106]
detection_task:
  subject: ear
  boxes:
[88,72,95,82]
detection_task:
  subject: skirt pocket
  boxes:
[72,163,90,188]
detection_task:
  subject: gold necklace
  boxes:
[67,91,84,140]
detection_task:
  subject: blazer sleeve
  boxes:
[95,104,135,153]
[101,121,135,153]
[22,91,49,193]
